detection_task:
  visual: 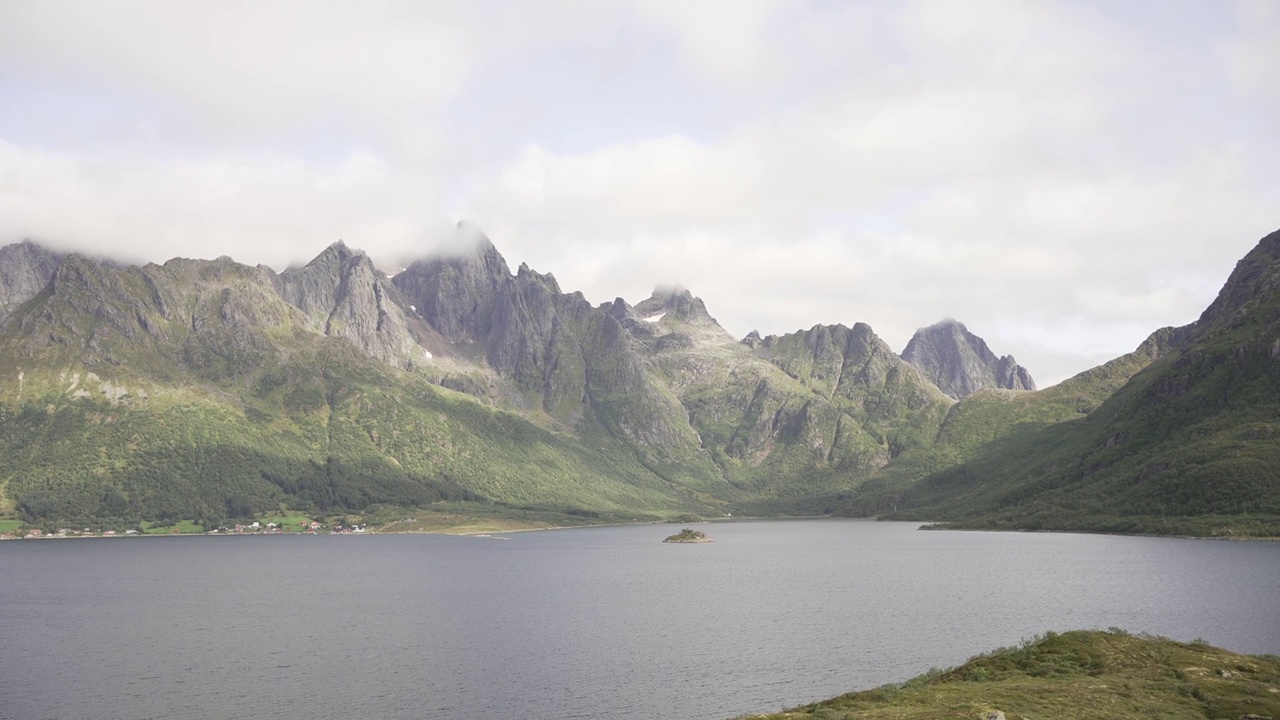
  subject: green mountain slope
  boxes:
[0,248,723,527]
[0,233,949,527]
[609,291,953,511]
[874,229,1280,536]
[845,324,1189,513]
[4,225,1280,535]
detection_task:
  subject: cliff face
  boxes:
[745,323,953,475]
[0,235,1042,525]
[0,240,64,322]
[391,236,510,346]
[901,318,1035,399]
[391,240,704,457]
[6,226,1276,534]
[270,241,420,367]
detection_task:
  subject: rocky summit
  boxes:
[0,239,64,323]
[1,225,1278,537]
[901,318,1035,400]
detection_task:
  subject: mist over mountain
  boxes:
[0,240,64,323]
[1,226,1277,537]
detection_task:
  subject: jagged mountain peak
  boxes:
[405,229,511,287]
[392,238,511,346]
[415,222,507,269]
[600,297,633,322]
[300,239,368,270]
[269,241,417,366]
[916,317,967,336]
[902,318,1035,399]
[515,262,561,295]
[0,239,66,316]
[1193,227,1280,340]
[633,285,716,325]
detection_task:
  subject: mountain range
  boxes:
[1,226,1277,536]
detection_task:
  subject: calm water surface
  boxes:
[2,519,1278,720]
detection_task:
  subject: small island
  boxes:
[663,528,711,543]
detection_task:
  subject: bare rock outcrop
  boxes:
[902,318,1035,400]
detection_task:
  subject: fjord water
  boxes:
[2,520,1278,720]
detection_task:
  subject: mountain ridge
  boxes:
[870,228,1280,535]
[2,226,1277,536]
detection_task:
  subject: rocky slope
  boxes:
[268,240,423,367]
[3,224,1278,536]
[902,318,1035,399]
[0,239,63,322]
[0,241,714,524]
[0,230,953,525]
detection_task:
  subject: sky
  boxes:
[2,0,1278,386]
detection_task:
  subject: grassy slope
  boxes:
[751,324,954,485]
[640,316,953,513]
[843,327,1180,515]
[647,325,833,497]
[7,230,1280,535]
[0,257,721,526]
[0,354,711,523]
[867,231,1280,537]
[742,630,1280,720]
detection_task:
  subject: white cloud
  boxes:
[0,140,445,268]
[634,0,786,84]
[0,0,1277,387]
[0,1,472,140]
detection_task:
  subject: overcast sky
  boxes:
[2,0,1278,386]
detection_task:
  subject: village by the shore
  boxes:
[0,520,372,540]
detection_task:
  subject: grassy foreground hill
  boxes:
[740,630,1280,720]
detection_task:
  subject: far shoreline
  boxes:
[3,514,1276,543]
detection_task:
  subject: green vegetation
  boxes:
[260,514,313,532]
[663,527,710,542]
[0,336,716,529]
[363,501,646,534]
[845,232,1280,536]
[741,630,1280,720]
[141,519,203,535]
[645,317,953,506]
[2,230,1280,537]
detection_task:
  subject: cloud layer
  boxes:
[2,0,1277,385]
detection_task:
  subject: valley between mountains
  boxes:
[2,227,1278,537]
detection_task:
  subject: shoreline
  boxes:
[4,514,1277,542]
